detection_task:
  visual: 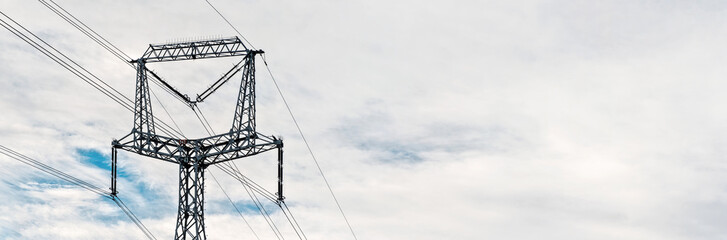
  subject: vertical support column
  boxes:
[132,60,156,150]
[174,155,207,240]
[277,141,284,203]
[195,163,206,239]
[111,146,118,196]
[231,53,256,137]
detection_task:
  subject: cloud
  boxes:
[3,0,727,239]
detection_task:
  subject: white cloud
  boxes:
[2,0,727,239]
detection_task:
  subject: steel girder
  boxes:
[140,37,248,63]
[112,39,282,240]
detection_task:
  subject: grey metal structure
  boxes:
[110,37,284,240]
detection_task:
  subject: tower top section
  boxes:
[135,36,263,63]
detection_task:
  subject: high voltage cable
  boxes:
[280,201,306,240]
[191,105,279,238]
[209,170,262,240]
[0,11,184,139]
[203,0,255,49]
[192,106,286,239]
[39,0,192,107]
[201,0,342,238]
[43,0,133,60]
[0,8,167,239]
[282,201,308,240]
[215,163,277,202]
[191,107,286,240]
[113,196,158,240]
[0,145,157,240]
[238,168,286,240]
[192,105,302,240]
[150,88,186,137]
[0,145,111,197]
[262,55,358,240]
[38,0,192,116]
[40,0,188,125]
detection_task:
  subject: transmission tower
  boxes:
[110,37,284,240]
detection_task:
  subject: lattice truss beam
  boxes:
[140,37,248,63]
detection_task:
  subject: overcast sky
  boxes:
[2,0,727,239]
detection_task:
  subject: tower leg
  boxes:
[231,53,257,135]
[132,60,156,151]
[174,162,206,240]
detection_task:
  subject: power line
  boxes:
[113,196,158,240]
[209,170,261,240]
[0,145,111,197]
[279,200,307,240]
[192,106,287,239]
[201,0,356,238]
[38,0,192,108]
[39,0,189,132]
[42,0,133,60]
[0,144,157,240]
[262,54,359,240]
[203,0,255,49]
[0,11,184,139]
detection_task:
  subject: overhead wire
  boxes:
[201,0,325,238]
[0,145,111,197]
[37,0,188,136]
[215,163,277,202]
[281,201,308,240]
[0,11,184,139]
[190,105,288,239]
[113,196,159,240]
[39,0,191,109]
[41,0,190,106]
[0,8,169,240]
[203,0,255,49]
[192,105,286,239]
[263,52,358,240]
[209,170,261,240]
[42,0,133,62]
[150,88,186,137]
[236,166,286,240]
[0,144,157,240]
[279,201,306,240]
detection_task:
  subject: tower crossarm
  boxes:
[136,37,262,63]
[113,130,281,167]
[198,131,280,165]
[113,132,186,164]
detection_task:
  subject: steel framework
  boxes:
[110,37,284,240]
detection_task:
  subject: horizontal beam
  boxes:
[135,37,263,63]
[113,130,281,166]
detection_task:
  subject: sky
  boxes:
[1,0,727,239]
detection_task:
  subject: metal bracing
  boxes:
[232,53,256,134]
[112,37,283,240]
[132,59,156,150]
[174,160,207,240]
[140,37,248,63]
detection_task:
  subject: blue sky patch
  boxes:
[77,148,131,179]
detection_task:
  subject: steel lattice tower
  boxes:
[110,37,284,240]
